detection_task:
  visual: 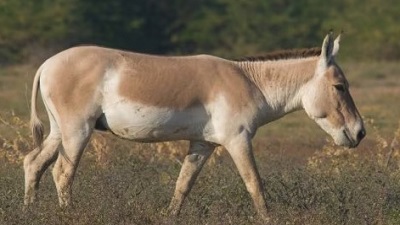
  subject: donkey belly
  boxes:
[101,102,210,142]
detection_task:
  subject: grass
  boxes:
[1,60,400,224]
[2,136,400,225]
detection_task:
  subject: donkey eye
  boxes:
[334,84,346,92]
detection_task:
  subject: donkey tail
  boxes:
[30,65,45,149]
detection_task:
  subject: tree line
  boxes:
[0,0,398,64]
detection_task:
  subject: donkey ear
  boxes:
[332,33,342,57]
[320,31,334,61]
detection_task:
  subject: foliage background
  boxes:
[1,0,400,64]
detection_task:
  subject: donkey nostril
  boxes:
[357,128,366,142]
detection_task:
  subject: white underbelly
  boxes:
[102,101,211,142]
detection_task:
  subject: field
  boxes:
[1,60,400,225]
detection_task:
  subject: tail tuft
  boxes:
[31,116,44,148]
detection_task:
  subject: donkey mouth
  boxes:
[343,129,358,148]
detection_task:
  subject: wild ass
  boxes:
[24,32,365,220]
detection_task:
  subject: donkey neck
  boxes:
[234,56,319,121]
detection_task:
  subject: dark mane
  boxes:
[233,47,321,62]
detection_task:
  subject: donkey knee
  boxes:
[52,159,69,184]
[23,148,40,170]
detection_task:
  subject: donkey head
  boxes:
[302,32,366,148]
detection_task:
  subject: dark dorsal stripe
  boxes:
[234,47,321,62]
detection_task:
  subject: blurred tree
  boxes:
[171,0,333,57]
[171,0,273,57]
[0,0,399,64]
[0,0,74,64]
[71,0,182,54]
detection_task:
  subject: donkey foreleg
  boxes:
[168,141,215,215]
[225,133,270,221]
[24,133,61,206]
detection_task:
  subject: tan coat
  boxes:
[24,33,365,221]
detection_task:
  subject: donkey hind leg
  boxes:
[225,133,270,221]
[52,122,93,207]
[168,141,215,215]
[24,132,61,205]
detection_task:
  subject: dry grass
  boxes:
[1,61,400,224]
[1,121,400,224]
